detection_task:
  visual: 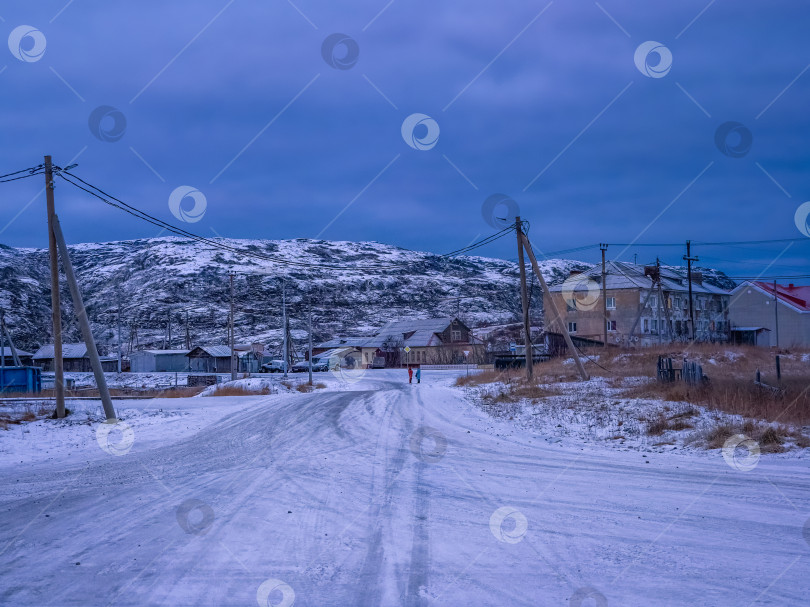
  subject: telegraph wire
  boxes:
[0,164,45,183]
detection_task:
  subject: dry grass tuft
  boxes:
[205,385,271,397]
[695,422,800,453]
[295,382,326,393]
[0,402,53,428]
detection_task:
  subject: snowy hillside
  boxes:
[0,237,736,354]
[0,237,588,353]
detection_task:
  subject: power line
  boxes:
[0,164,45,183]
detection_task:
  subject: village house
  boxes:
[315,317,485,367]
[0,346,34,367]
[186,345,233,373]
[547,262,731,345]
[32,343,118,372]
[728,281,810,347]
[130,349,190,373]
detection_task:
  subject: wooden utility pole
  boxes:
[773,280,780,348]
[52,214,116,420]
[600,243,608,348]
[308,300,313,386]
[684,240,698,341]
[229,273,236,380]
[116,301,122,374]
[515,218,533,379]
[167,309,172,348]
[520,232,589,380]
[44,156,65,417]
[185,310,191,350]
[282,282,288,378]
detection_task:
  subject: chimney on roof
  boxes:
[789,284,794,289]
[691,271,703,285]
[569,270,582,277]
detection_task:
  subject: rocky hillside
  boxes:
[0,237,735,357]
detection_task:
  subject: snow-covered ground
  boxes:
[461,375,810,457]
[1,370,808,606]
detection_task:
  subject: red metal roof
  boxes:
[753,281,810,312]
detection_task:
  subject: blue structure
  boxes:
[0,366,42,394]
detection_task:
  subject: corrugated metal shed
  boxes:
[194,345,232,358]
[130,350,190,373]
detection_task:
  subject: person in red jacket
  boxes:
[408,366,413,384]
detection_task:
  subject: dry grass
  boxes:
[645,409,698,435]
[689,420,805,453]
[461,344,810,428]
[624,377,810,426]
[455,369,523,387]
[295,382,327,393]
[457,369,561,406]
[204,385,271,397]
[0,402,53,429]
[538,344,810,426]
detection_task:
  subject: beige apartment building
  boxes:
[546,261,731,345]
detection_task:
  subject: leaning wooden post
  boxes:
[520,232,589,381]
[51,214,117,420]
[515,217,533,380]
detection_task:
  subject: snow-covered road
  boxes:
[1,371,808,606]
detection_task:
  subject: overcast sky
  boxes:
[0,0,808,280]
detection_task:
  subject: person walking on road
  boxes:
[415,367,421,384]
[408,366,413,384]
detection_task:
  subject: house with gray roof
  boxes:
[0,346,34,367]
[32,343,118,372]
[316,317,484,367]
[186,345,234,373]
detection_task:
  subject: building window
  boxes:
[650,296,657,309]
[652,319,658,332]
[643,319,649,332]
[567,322,577,333]
[606,320,616,332]
[566,298,576,311]
[606,297,616,310]
[451,330,461,342]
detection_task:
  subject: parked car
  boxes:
[292,359,329,373]
[372,356,386,369]
[261,360,287,373]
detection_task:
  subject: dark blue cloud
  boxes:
[0,0,808,280]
